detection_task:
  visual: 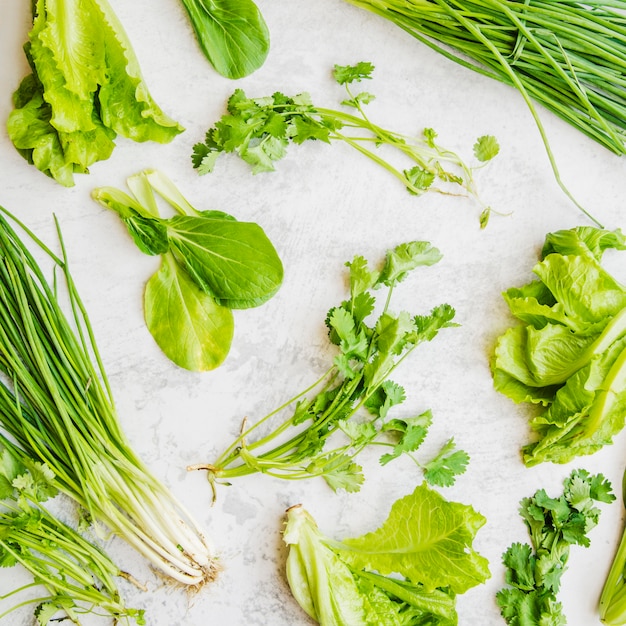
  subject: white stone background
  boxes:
[1,1,626,625]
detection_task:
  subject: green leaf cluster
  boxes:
[492,226,626,465]
[283,482,490,625]
[191,62,498,224]
[0,438,144,625]
[93,170,283,371]
[497,469,614,625]
[203,241,466,495]
[7,0,183,187]
[179,0,270,79]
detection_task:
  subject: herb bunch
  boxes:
[192,62,499,226]
[344,0,618,226]
[0,437,145,625]
[191,241,467,497]
[497,469,614,624]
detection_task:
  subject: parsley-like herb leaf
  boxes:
[192,62,499,223]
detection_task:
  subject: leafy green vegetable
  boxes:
[283,482,490,625]
[7,0,183,187]
[93,169,283,371]
[179,0,270,78]
[192,62,499,225]
[342,0,616,227]
[0,206,215,586]
[492,226,626,465]
[599,468,626,625]
[497,469,614,625]
[0,437,145,625]
[191,241,466,496]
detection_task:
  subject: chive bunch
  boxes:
[0,208,216,587]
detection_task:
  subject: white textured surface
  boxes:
[1,1,626,625]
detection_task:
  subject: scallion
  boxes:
[0,207,216,587]
[343,0,626,227]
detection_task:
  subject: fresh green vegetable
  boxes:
[7,0,183,187]
[0,206,215,586]
[0,437,144,625]
[284,482,490,625]
[599,468,626,625]
[497,469,614,625]
[342,0,617,227]
[179,0,270,78]
[190,241,465,497]
[92,169,283,371]
[192,61,499,225]
[492,226,626,466]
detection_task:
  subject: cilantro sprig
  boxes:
[497,469,614,625]
[190,241,468,498]
[0,438,144,625]
[192,62,499,226]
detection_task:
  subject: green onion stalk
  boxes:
[343,0,626,227]
[0,207,216,587]
[0,437,145,624]
[599,468,626,624]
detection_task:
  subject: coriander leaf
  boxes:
[339,482,490,593]
[307,455,364,492]
[333,62,375,85]
[422,438,470,487]
[378,241,443,287]
[365,379,406,418]
[498,469,612,625]
[473,135,500,161]
[379,410,431,465]
[192,63,497,222]
[502,543,536,591]
[404,166,435,193]
[341,91,376,108]
[327,307,369,360]
[346,255,378,299]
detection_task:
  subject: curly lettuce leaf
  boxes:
[492,227,626,465]
[283,486,483,626]
[338,482,490,594]
[8,0,183,186]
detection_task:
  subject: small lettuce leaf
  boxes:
[283,490,479,626]
[337,482,490,594]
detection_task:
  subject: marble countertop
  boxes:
[1,1,626,625]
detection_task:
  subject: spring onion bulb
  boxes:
[0,207,216,587]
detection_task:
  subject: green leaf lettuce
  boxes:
[492,226,626,465]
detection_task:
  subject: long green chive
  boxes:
[343,0,626,227]
[0,207,216,586]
